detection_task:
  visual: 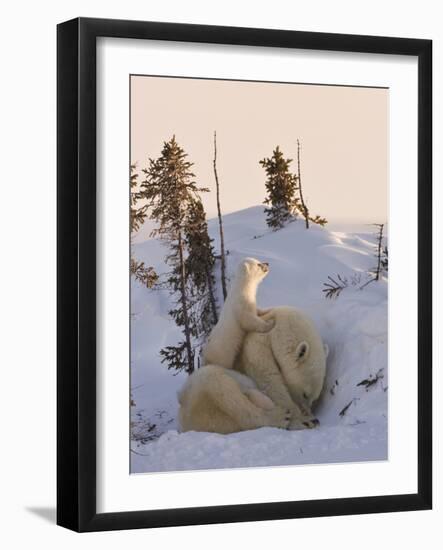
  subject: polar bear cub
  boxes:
[202,257,274,369]
[178,364,292,434]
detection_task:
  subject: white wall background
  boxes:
[0,0,440,547]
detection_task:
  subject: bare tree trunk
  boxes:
[213,131,228,300]
[205,267,218,324]
[374,223,384,281]
[177,230,194,373]
[296,139,309,229]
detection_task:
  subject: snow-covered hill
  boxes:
[131,206,388,473]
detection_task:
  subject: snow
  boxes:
[131,206,388,473]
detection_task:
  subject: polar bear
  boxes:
[235,306,328,428]
[178,306,326,434]
[202,257,275,369]
[178,365,293,434]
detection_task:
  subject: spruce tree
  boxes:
[159,239,199,374]
[260,146,299,230]
[184,198,218,334]
[140,136,213,374]
[160,198,218,372]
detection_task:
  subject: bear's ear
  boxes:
[242,260,250,275]
[295,341,309,362]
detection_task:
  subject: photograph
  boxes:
[129,75,389,474]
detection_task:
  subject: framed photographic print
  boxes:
[57,17,432,532]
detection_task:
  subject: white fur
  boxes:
[202,257,274,369]
[178,306,327,434]
[236,306,328,430]
[178,365,291,434]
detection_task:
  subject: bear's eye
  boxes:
[295,341,309,361]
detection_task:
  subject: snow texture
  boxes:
[131,206,388,473]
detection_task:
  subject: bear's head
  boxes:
[240,257,270,283]
[263,307,329,408]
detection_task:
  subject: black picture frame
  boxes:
[57,17,432,532]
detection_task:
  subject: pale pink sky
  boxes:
[131,75,388,224]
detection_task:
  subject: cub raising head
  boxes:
[201,257,274,370]
[240,257,270,284]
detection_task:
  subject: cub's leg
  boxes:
[243,388,275,410]
[222,369,276,410]
[207,369,291,431]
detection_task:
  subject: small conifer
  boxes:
[260,146,299,230]
[140,136,216,374]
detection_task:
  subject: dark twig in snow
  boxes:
[130,448,150,456]
[356,368,384,391]
[339,398,359,417]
